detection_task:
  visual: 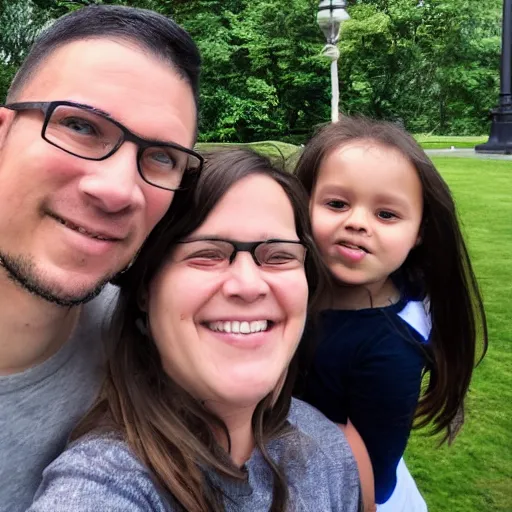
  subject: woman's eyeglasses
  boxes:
[174,238,307,270]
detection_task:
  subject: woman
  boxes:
[29,149,361,511]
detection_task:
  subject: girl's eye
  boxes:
[377,211,397,220]
[326,200,348,210]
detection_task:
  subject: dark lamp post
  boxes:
[476,0,512,154]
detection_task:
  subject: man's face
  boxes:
[0,39,197,306]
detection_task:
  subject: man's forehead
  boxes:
[21,38,171,96]
[17,38,196,146]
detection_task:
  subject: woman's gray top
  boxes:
[28,399,360,511]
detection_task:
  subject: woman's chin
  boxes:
[205,379,280,411]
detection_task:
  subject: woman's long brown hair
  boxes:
[72,149,330,511]
[294,116,488,443]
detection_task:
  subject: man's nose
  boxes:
[79,143,144,214]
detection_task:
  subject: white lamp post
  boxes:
[317,0,350,123]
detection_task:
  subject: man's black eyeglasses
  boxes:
[1,100,203,191]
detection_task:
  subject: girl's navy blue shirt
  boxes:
[302,295,430,504]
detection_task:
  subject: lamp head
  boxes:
[317,0,350,44]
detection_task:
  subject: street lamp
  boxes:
[317,0,350,123]
[476,0,512,154]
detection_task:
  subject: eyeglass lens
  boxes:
[44,104,201,190]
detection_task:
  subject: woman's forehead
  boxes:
[194,174,298,239]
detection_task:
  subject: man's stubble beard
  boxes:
[0,251,116,307]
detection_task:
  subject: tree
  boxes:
[0,0,502,138]
[339,0,501,134]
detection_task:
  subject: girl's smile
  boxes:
[335,242,368,263]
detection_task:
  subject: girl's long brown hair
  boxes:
[294,116,488,443]
[72,149,329,511]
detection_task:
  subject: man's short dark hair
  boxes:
[7,5,201,106]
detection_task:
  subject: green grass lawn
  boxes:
[206,142,511,511]
[405,157,512,512]
[414,135,488,149]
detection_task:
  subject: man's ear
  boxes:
[0,108,15,147]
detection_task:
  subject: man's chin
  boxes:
[0,252,114,307]
[32,281,107,307]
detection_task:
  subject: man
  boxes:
[0,5,202,510]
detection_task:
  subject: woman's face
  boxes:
[146,174,308,411]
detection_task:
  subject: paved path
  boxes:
[426,148,512,160]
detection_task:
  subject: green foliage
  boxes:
[0,0,503,137]
[339,0,501,135]
[163,0,330,142]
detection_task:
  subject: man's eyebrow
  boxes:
[80,103,178,145]
[75,102,113,119]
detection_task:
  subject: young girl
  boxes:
[294,117,488,511]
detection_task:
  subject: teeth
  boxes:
[342,242,363,251]
[207,320,269,334]
[57,216,111,241]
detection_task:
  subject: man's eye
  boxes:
[149,151,176,166]
[60,117,98,136]
[377,211,397,220]
[326,200,348,210]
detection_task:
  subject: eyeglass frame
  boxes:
[175,237,308,267]
[1,100,204,192]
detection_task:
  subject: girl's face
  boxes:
[147,174,308,412]
[310,141,423,289]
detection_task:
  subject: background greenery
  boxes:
[0,0,502,142]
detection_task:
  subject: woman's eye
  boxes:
[326,200,348,210]
[185,250,228,267]
[60,117,98,136]
[189,250,225,260]
[377,211,397,220]
[265,253,296,265]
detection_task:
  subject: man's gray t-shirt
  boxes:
[29,398,361,511]
[0,285,117,512]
